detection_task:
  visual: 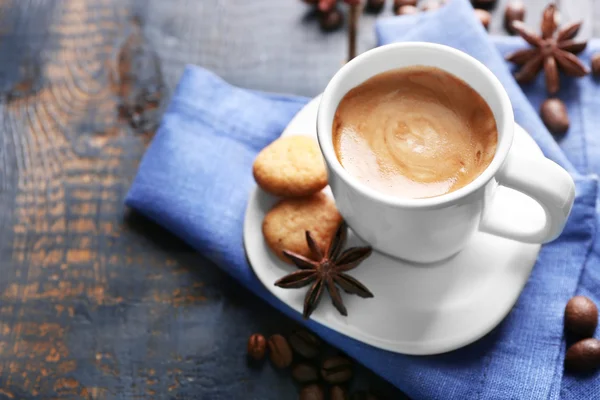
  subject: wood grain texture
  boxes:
[0,0,596,398]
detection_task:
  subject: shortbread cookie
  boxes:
[262,192,342,263]
[253,135,328,197]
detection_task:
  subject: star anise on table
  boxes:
[506,4,589,94]
[274,221,373,319]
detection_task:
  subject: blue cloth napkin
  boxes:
[126,0,600,398]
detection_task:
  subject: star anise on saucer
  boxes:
[506,3,589,94]
[274,221,373,319]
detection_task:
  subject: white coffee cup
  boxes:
[316,42,575,263]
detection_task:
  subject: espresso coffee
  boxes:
[332,66,498,199]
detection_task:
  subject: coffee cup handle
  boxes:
[479,150,575,243]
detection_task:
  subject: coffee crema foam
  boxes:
[333,66,498,199]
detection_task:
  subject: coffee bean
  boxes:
[565,296,598,338]
[350,391,378,400]
[247,333,267,361]
[319,7,344,32]
[592,53,600,77]
[292,363,319,384]
[504,1,525,34]
[268,334,293,368]
[289,330,321,359]
[321,356,353,384]
[474,9,491,30]
[394,0,417,8]
[395,5,419,15]
[331,385,349,400]
[302,0,319,4]
[540,98,569,135]
[471,0,496,10]
[565,338,600,373]
[300,384,325,400]
[366,0,385,13]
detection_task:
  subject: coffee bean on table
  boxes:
[504,1,525,34]
[292,363,319,384]
[366,0,386,13]
[247,333,267,361]
[331,385,349,400]
[321,356,353,384]
[289,330,321,359]
[540,98,569,135]
[395,5,419,15]
[268,334,293,368]
[350,391,378,400]
[592,53,600,76]
[565,338,600,373]
[319,7,344,32]
[474,9,491,30]
[565,296,599,338]
[300,384,325,400]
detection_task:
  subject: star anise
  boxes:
[506,4,589,94]
[274,221,373,319]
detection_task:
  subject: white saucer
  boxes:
[243,96,543,355]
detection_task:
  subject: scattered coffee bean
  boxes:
[366,0,386,13]
[247,333,267,361]
[321,356,353,384]
[474,9,491,30]
[504,1,525,34]
[331,385,350,400]
[268,334,293,368]
[471,0,496,10]
[422,1,441,11]
[300,384,325,400]
[302,0,319,4]
[319,7,344,32]
[396,5,419,15]
[565,296,599,338]
[540,98,569,135]
[351,391,378,400]
[565,338,600,373]
[592,53,600,77]
[289,330,321,359]
[394,0,417,8]
[292,363,320,384]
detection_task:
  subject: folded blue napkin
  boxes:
[126,0,600,398]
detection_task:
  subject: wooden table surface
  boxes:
[0,0,598,398]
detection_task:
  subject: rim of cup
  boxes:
[316,42,514,209]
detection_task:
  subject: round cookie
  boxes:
[253,135,328,197]
[262,192,343,264]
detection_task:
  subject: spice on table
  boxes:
[300,384,326,400]
[331,385,350,400]
[395,5,419,15]
[506,4,588,94]
[592,53,600,76]
[292,363,320,384]
[289,330,322,359]
[274,221,373,319]
[267,334,293,368]
[366,0,385,13]
[247,333,267,361]
[504,1,525,34]
[565,338,600,373]
[540,98,569,135]
[474,9,491,30]
[321,356,354,384]
[565,296,598,338]
[320,6,344,31]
